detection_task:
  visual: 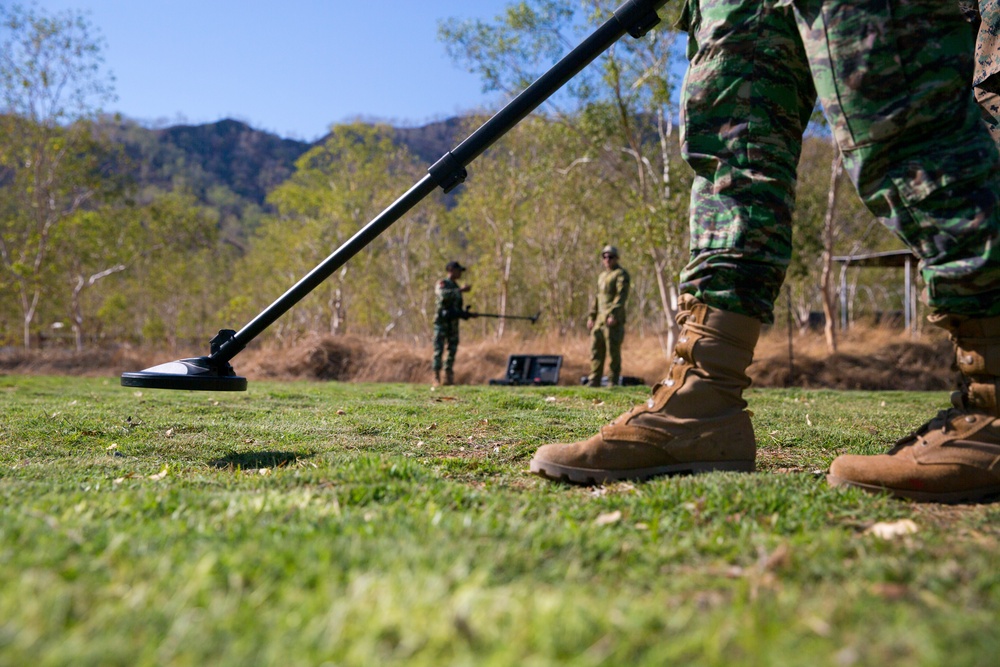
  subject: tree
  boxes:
[248,123,441,339]
[93,189,226,349]
[0,4,117,347]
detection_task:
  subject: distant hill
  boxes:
[390,116,471,166]
[105,116,470,209]
[154,119,310,204]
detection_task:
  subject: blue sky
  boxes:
[32,0,519,141]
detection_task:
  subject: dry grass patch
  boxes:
[1,323,955,390]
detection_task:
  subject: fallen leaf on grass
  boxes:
[336,409,346,415]
[866,519,919,540]
[148,466,169,481]
[545,396,557,403]
[871,582,910,600]
[595,510,622,526]
[804,616,832,637]
[761,543,791,571]
[165,428,174,438]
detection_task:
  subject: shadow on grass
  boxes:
[208,450,315,470]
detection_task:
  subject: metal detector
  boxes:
[461,306,541,323]
[121,0,667,391]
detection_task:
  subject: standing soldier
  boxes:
[587,245,630,387]
[432,261,473,386]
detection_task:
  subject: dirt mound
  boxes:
[1,326,957,391]
[0,346,157,378]
[750,339,953,390]
[242,333,431,383]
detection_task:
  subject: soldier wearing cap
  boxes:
[586,245,630,387]
[432,261,473,385]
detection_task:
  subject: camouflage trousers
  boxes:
[970,0,1000,145]
[432,321,460,374]
[678,0,1000,323]
[589,323,625,385]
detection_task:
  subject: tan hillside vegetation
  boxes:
[1,324,954,391]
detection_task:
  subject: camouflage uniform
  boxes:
[588,265,631,386]
[678,0,1000,323]
[963,0,1000,144]
[432,277,464,380]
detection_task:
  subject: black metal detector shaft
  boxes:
[465,307,541,324]
[122,0,667,391]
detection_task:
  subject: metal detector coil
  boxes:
[121,329,247,391]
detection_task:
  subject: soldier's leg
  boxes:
[972,0,1000,147]
[444,325,459,385]
[794,0,1000,501]
[607,324,625,386]
[531,1,812,483]
[679,0,816,323]
[795,0,1000,318]
[588,326,606,387]
[432,327,445,383]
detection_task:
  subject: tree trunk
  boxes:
[821,152,844,354]
[496,243,513,340]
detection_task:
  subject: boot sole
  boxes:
[529,458,754,485]
[826,474,1000,504]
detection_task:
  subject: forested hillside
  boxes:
[106,116,468,208]
[96,115,467,252]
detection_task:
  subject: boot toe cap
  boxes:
[828,451,1000,502]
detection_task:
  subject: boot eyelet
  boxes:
[673,357,682,365]
[966,416,976,423]
[665,379,675,387]
[679,336,688,343]
[647,399,654,408]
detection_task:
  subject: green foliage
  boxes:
[245,123,446,338]
[2,377,999,665]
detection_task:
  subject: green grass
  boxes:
[1,375,998,666]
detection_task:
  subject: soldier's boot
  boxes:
[433,369,441,386]
[529,295,760,484]
[444,370,455,386]
[828,313,1000,503]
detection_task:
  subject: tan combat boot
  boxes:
[828,313,1000,503]
[530,295,760,484]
